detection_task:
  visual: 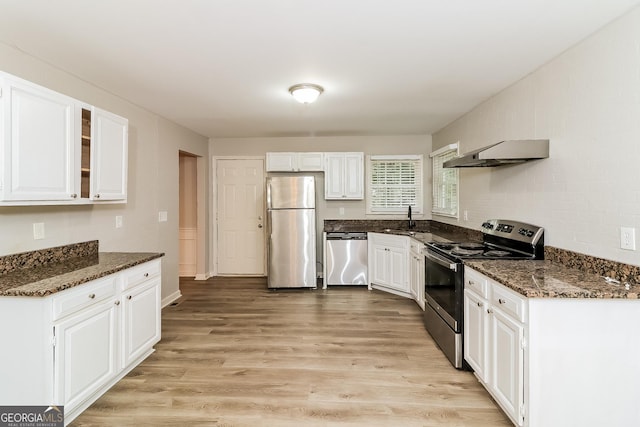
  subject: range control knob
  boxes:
[482,222,494,230]
[519,228,528,236]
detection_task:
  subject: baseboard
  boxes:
[161,290,182,308]
[194,273,211,281]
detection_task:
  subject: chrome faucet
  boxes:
[408,205,416,229]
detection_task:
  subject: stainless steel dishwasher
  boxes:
[325,232,368,286]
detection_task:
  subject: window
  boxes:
[430,144,459,218]
[367,155,423,214]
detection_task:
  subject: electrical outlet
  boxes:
[463,210,469,221]
[115,215,123,228]
[620,227,636,251]
[33,222,45,240]
[158,211,168,222]
[339,207,345,216]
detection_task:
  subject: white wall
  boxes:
[211,134,432,217]
[432,8,640,266]
[0,42,210,300]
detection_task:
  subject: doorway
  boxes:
[179,151,198,277]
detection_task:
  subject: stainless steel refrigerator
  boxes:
[266,176,316,289]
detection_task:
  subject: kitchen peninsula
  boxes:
[0,241,164,425]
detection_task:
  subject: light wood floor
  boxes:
[72,277,511,426]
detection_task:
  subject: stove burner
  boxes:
[434,243,455,250]
[483,250,512,257]
[451,248,484,256]
[458,243,484,250]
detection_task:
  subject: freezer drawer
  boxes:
[326,234,368,285]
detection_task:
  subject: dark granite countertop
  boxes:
[325,220,640,300]
[464,259,639,299]
[0,252,164,297]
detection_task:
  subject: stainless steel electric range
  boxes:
[423,219,544,369]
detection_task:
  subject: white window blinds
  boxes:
[367,155,423,213]
[430,144,459,217]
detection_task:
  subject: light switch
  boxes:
[115,215,123,228]
[158,211,168,222]
[33,223,45,240]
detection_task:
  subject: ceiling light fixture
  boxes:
[288,83,324,104]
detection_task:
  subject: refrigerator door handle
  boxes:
[266,182,272,210]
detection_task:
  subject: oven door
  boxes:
[424,249,463,332]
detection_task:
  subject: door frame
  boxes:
[211,156,266,277]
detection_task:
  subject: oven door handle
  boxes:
[425,251,458,272]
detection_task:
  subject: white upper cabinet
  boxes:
[0,73,78,201]
[90,107,128,201]
[266,152,324,172]
[0,71,128,205]
[324,152,363,200]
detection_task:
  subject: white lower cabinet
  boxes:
[464,267,526,426]
[368,233,409,297]
[121,276,161,367]
[464,266,640,427]
[55,299,118,411]
[0,258,161,426]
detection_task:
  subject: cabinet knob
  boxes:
[144,273,149,277]
[498,298,505,304]
[258,224,263,228]
[487,309,493,314]
[114,300,120,306]
[95,194,100,199]
[127,295,132,300]
[477,302,482,307]
[468,280,475,285]
[88,293,95,299]
[70,193,77,199]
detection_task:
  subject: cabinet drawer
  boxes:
[122,259,161,291]
[465,268,488,298]
[53,276,117,321]
[491,283,526,322]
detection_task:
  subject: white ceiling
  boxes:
[1,0,639,139]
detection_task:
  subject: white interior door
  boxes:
[216,158,265,275]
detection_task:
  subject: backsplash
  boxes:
[545,246,640,285]
[0,240,99,275]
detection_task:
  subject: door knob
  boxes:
[258,224,263,228]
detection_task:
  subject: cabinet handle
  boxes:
[487,308,493,314]
[70,193,77,199]
[498,298,506,304]
[114,300,120,306]
[144,273,149,277]
[127,295,132,300]
[477,302,482,307]
[88,293,95,299]
[258,224,263,228]
[468,280,475,286]
[95,194,100,199]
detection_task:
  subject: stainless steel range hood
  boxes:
[443,139,549,168]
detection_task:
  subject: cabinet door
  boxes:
[90,107,128,201]
[297,152,324,171]
[464,290,487,381]
[324,154,345,199]
[121,277,161,368]
[388,246,408,292]
[409,254,418,300]
[54,299,118,412]
[1,76,78,201]
[490,308,524,425]
[266,152,296,171]
[343,153,363,199]
[370,243,390,286]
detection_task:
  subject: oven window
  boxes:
[425,256,462,329]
